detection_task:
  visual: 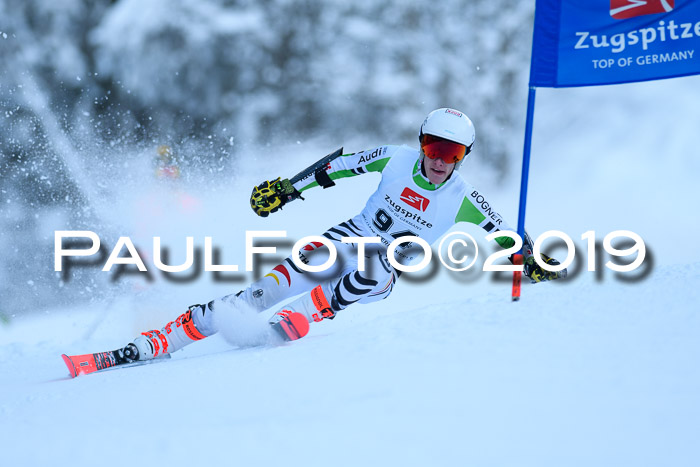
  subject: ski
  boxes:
[61,349,170,378]
[62,311,308,377]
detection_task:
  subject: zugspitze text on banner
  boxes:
[530,0,700,87]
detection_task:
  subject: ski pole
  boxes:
[289,147,343,184]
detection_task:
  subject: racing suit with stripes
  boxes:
[143,145,517,354]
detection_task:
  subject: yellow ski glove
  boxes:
[524,253,567,283]
[250,178,302,217]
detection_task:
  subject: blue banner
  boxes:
[530,0,700,87]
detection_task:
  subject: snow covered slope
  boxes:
[1,263,698,467]
[1,74,699,467]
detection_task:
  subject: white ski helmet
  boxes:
[419,108,475,170]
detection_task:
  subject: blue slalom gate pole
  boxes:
[512,86,537,301]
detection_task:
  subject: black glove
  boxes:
[250,178,302,217]
[524,253,567,283]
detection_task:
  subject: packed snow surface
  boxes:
[1,264,699,466]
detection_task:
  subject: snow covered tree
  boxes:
[0,0,534,313]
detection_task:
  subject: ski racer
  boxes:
[122,108,566,362]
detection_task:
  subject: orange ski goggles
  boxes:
[421,134,468,164]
